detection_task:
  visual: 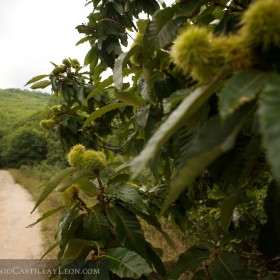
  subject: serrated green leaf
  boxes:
[57,168,96,192]
[102,247,152,279]
[76,36,91,46]
[219,70,270,118]
[84,47,97,66]
[63,238,103,259]
[107,173,131,186]
[161,102,256,214]
[113,45,140,90]
[58,208,79,260]
[259,74,280,183]
[131,69,228,178]
[63,238,88,259]
[107,205,147,258]
[169,246,210,279]
[142,5,183,60]
[25,74,49,86]
[86,76,114,101]
[30,80,51,89]
[78,179,98,196]
[106,183,149,215]
[114,90,145,106]
[142,1,206,60]
[209,252,256,280]
[32,167,77,213]
[27,206,65,228]
[82,102,129,128]
[119,202,175,250]
[83,211,111,244]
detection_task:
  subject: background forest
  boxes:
[0,89,50,167]
[2,0,280,279]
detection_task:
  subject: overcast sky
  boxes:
[0,0,92,92]
[0,0,174,92]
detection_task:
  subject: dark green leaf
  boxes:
[163,88,192,114]
[209,252,256,279]
[106,183,149,215]
[83,211,111,244]
[120,202,175,250]
[102,247,152,279]
[146,243,166,276]
[107,173,131,186]
[63,238,103,259]
[83,102,129,128]
[84,48,97,66]
[161,102,256,214]
[58,208,79,260]
[131,69,229,178]
[219,70,270,118]
[142,0,206,60]
[86,76,114,101]
[168,246,210,280]
[57,168,96,192]
[106,205,147,258]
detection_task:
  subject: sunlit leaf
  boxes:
[113,45,140,90]
[82,102,129,128]
[30,80,51,89]
[25,74,49,86]
[32,167,77,213]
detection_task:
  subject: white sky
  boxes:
[0,0,174,92]
[0,0,92,92]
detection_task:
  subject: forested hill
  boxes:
[0,88,55,168]
[0,88,50,133]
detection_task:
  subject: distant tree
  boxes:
[1,127,47,167]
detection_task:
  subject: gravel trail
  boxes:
[0,170,43,259]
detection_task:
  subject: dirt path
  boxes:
[0,170,43,259]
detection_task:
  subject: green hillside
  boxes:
[0,88,50,133]
[0,88,53,167]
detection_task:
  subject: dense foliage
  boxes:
[28,0,280,279]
